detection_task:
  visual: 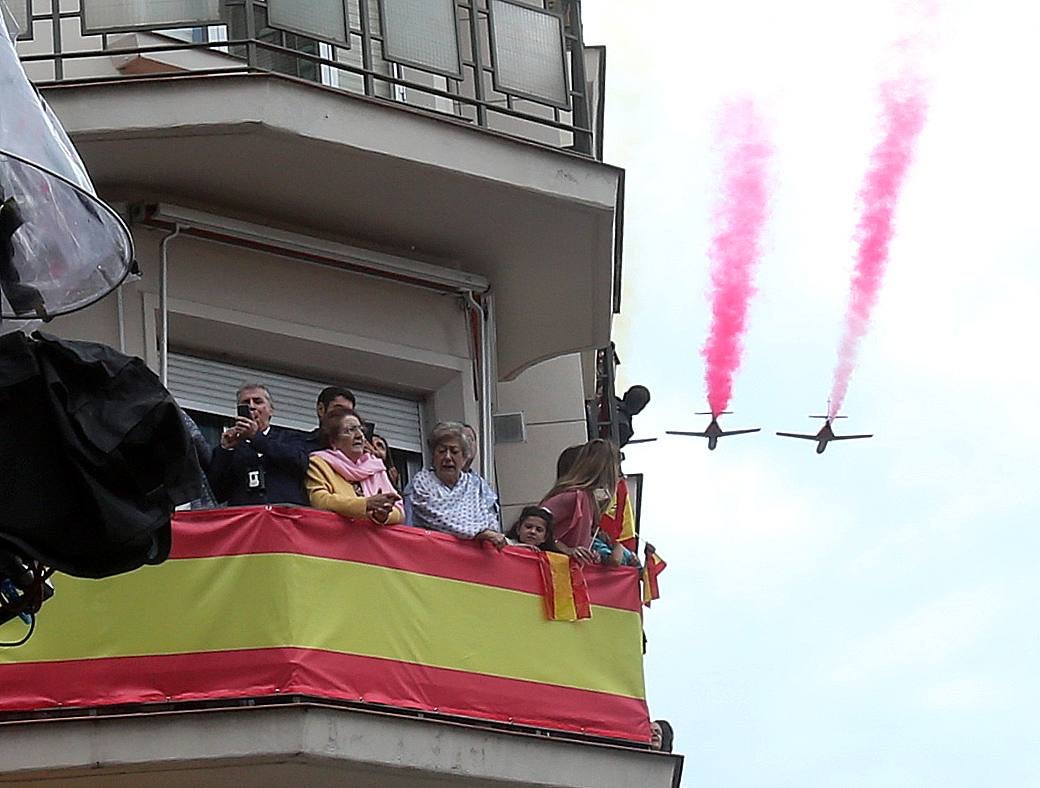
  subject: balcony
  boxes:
[12,1,622,380]
[0,507,681,786]
[14,0,601,156]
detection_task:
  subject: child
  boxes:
[504,506,555,550]
[591,528,640,568]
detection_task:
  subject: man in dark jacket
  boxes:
[206,383,309,506]
[301,386,356,455]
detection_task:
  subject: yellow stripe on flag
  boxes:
[545,552,578,621]
[1,554,645,700]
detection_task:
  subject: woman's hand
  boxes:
[558,543,597,565]
[476,530,507,549]
[365,491,400,524]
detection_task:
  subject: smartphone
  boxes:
[363,421,376,443]
[236,404,253,419]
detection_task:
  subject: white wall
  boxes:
[494,353,589,526]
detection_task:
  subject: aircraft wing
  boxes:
[776,431,818,440]
[830,434,873,441]
[666,430,708,437]
[719,428,761,436]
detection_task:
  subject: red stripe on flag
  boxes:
[536,552,558,619]
[0,649,651,743]
[171,507,641,612]
[570,561,592,620]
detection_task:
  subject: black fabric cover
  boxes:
[0,332,202,578]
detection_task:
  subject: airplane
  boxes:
[776,406,873,454]
[666,412,761,450]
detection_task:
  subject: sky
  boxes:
[582,1,1040,785]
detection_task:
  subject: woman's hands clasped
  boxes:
[365,490,400,524]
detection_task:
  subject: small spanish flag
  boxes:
[641,546,666,607]
[538,552,592,621]
[601,478,638,552]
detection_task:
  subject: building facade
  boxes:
[1,1,678,784]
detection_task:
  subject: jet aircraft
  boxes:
[666,412,761,450]
[776,408,872,454]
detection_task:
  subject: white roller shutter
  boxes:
[167,353,424,454]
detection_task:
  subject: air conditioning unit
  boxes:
[493,412,527,444]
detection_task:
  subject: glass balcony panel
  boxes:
[487,0,568,109]
[4,0,29,37]
[379,0,461,79]
[81,0,222,33]
[267,0,349,46]
[363,0,381,36]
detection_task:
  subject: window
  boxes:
[169,353,424,487]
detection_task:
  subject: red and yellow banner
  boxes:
[0,507,650,743]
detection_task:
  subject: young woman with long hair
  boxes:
[539,439,620,564]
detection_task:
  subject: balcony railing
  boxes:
[0,505,651,744]
[12,0,597,156]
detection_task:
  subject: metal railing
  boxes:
[588,343,621,446]
[13,0,595,157]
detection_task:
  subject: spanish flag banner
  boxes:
[537,552,592,622]
[641,547,667,607]
[0,507,650,743]
[600,478,638,551]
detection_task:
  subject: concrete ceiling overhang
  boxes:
[0,704,684,787]
[40,73,624,380]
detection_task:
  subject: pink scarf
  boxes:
[313,449,403,511]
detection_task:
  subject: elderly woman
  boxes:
[404,421,503,545]
[306,412,402,524]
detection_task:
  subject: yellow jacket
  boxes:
[306,455,403,524]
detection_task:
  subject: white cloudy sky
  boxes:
[583,1,1040,784]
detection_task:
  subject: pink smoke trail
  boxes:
[702,99,772,416]
[828,75,928,418]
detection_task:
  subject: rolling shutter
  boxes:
[167,353,424,453]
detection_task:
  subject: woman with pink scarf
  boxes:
[306,412,403,524]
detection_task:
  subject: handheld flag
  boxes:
[641,544,666,607]
[600,478,638,551]
[538,552,591,621]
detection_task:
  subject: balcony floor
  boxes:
[0,703,682,788]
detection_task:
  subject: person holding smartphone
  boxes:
[205,383,310,507]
